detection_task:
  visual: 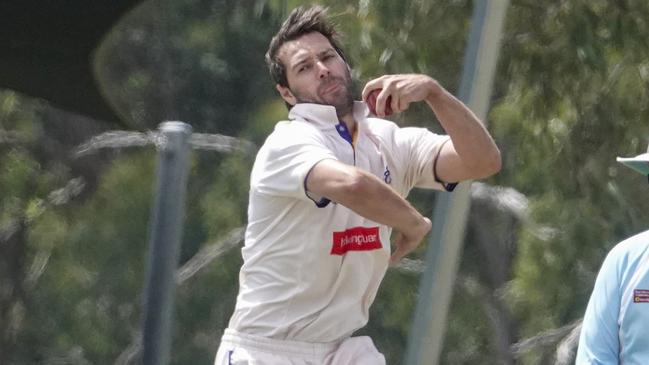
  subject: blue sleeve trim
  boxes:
[434,139,458,192]
[304,159,332,208]
[313,197,331,208]
[441,181,458,192]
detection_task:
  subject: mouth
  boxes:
[320,79,344,95]
[321,83,341,95]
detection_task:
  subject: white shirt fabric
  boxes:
[227,101,452,343]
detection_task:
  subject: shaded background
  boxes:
[1,0,649,364]
[0,0,140,125]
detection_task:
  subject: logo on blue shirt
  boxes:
[634,289,649,303]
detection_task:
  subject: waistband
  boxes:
[221,329,343,357]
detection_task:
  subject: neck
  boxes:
[339,113,356,134]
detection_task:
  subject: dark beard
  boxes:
[292,72,355,118]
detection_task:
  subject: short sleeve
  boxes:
[251,123,337,202]
[576,248,622,364]
[394,127,456,191]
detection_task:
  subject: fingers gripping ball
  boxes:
[367,89,393,116]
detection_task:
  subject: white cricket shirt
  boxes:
[228,102,453,343]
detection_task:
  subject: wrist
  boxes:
[425,79,444,104]
[407,213,431,236]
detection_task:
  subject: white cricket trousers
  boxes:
[214,329,386,365]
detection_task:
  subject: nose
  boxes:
[316,61,330,79]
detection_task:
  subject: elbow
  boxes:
[344,169,374,196]
[323,168,374,203]
[486,148,502,177]
[335,169,379,204]
[473,147,502,179]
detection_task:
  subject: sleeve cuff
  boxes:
[433,138,458,192]
[303,158,335,208]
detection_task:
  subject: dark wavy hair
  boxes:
[265,5,348,87]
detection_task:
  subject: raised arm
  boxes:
[306,159,431,264]
[362,74,501,184]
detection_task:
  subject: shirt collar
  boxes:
[288,101,370,129]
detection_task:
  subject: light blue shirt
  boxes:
[576,230,649,364]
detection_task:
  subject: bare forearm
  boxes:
[425,81,501,178]
[308,161,427,233]
[335,170,427,232]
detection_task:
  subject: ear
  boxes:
[276,84,297,106]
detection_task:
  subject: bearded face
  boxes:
[276,32,356,118]
[290,67,355,118]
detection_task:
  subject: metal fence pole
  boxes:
[142,121,192,365]
[404,1,509,364]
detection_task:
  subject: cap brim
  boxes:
[617,153,649,175]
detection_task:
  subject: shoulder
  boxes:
[364,118,447,154]
[262,120,324,149]
[363,117,399,135]
[268,119,320,139]
[608,230,649,262]
[365,117,444,139]
[363,117,412,146]
[599,229,649,278]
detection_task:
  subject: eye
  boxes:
[297,64,311,73]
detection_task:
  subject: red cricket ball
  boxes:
[366,89,393,116]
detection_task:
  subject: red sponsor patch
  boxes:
[331,226,382,255]
[634,289,649,303]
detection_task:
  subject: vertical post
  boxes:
[404,1,509,364]
[142,121,192,365]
